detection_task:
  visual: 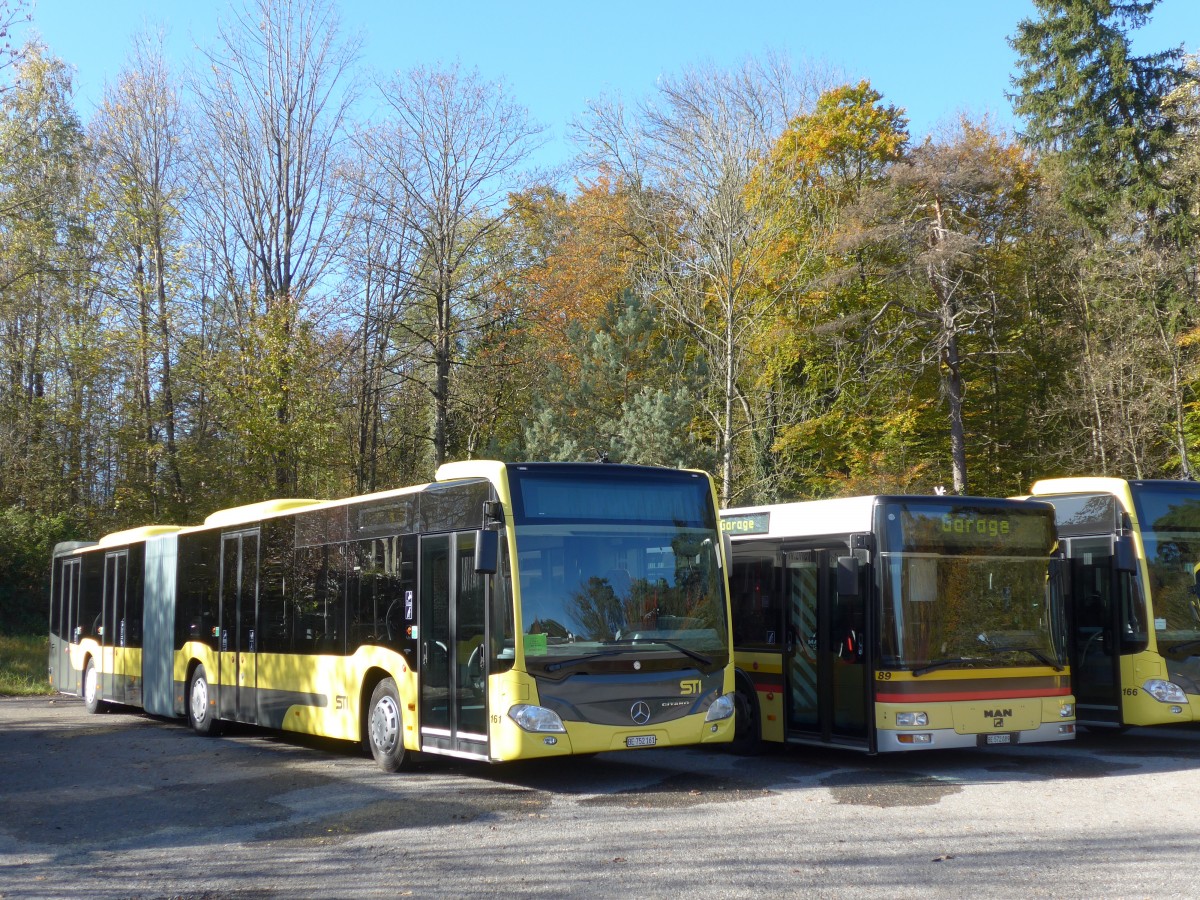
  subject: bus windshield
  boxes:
[878,500,1065,671]
[1130,483,1200,660]
[507,466,729,673]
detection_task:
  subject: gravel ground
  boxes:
[2,695,1198,898]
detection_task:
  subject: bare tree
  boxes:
[337,148,424,491]
[0,0,29,90]
[576,56,825,503]
[1052,242,1193,480]
[352,63,544,468]
[189,0,359,490]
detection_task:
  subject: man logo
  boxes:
[631,701,651,725]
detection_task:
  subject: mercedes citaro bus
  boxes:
[1027,477,1200,728]
[49,461,736,770]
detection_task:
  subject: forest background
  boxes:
[2,0,1200,633]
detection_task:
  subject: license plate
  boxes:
[985,733,1012,745]
[626,735,657,748]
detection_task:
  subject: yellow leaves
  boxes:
[1178,324,1200,349]
[517,172,643,371]
[764,80,909,197]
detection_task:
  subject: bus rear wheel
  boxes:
[188,664,222,736]
[366,678,413,772]
[83,657,105,714]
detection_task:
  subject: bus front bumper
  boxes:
[877,720,1076,751]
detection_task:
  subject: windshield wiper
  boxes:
[543,649,633,673]
[604,637,713,667]
[911,658,973,677]
[913,648,1063,677]
[1167,639,1200,655]
[974,634,1063,671]
[985,646,1064,671]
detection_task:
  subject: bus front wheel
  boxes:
[188,664,222,736]
[366,678,414,773]
[83,657,104,714]
[729,684,762,756]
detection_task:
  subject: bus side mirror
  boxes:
[837,556,860,597]
[474,529,498,575]
[1113,534,1136,573]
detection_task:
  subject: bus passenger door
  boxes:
[219,530,260,724]
[784,551,821,736]
[784,549,869,747]
[419,531,489,758]
[101,551,128,704]
[828,551,868,743]
[52,557,81,694]
[1067,537,1123,724]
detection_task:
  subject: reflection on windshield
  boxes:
[1142,529,1200,651]
[515,526,728,668]
[881,553,1064,669]
[1131,486,1200,659]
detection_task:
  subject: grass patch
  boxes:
[0,633,54,696]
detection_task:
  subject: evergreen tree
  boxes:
[1009,0,1186,232]
[522,292,713,471]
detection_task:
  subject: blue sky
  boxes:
[16,0,1200,168]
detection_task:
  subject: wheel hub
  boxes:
[371,695,400,752]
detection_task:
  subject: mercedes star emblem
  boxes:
[631,701,651,725]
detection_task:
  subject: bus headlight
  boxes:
[895,711,928,727]
[1142,680,1188,704]
[508,704,567,733]
[705,694,735,722]
[1059,703,1075,718]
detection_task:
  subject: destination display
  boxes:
[720,512,770,535]
[883,500,1056,554]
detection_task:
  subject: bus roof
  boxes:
[723,494,1051,541]
[202,499,322,528]
[723,496,879,539]
[98,525,185,547]
[1030,476,1134,497]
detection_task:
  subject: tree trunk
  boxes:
[153,232,183,495]
[943,332,967,495]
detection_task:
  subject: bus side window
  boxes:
[294,544,347,655]
[259,520,292,654]
[730,558,780,647]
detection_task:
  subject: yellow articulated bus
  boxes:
[1027,477,1200,728]
[48,461,736,770]
[721,495,1076,753]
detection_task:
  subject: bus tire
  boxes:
[188,664,222,736]
[83,657,105,714]
[366,677,413,772]
[728,683,762,756]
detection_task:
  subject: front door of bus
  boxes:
[219,530,259,724]
[419,532,488,758]
[1066,536,1124,724]
[101,551,128,704]
[784,549,869,746]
